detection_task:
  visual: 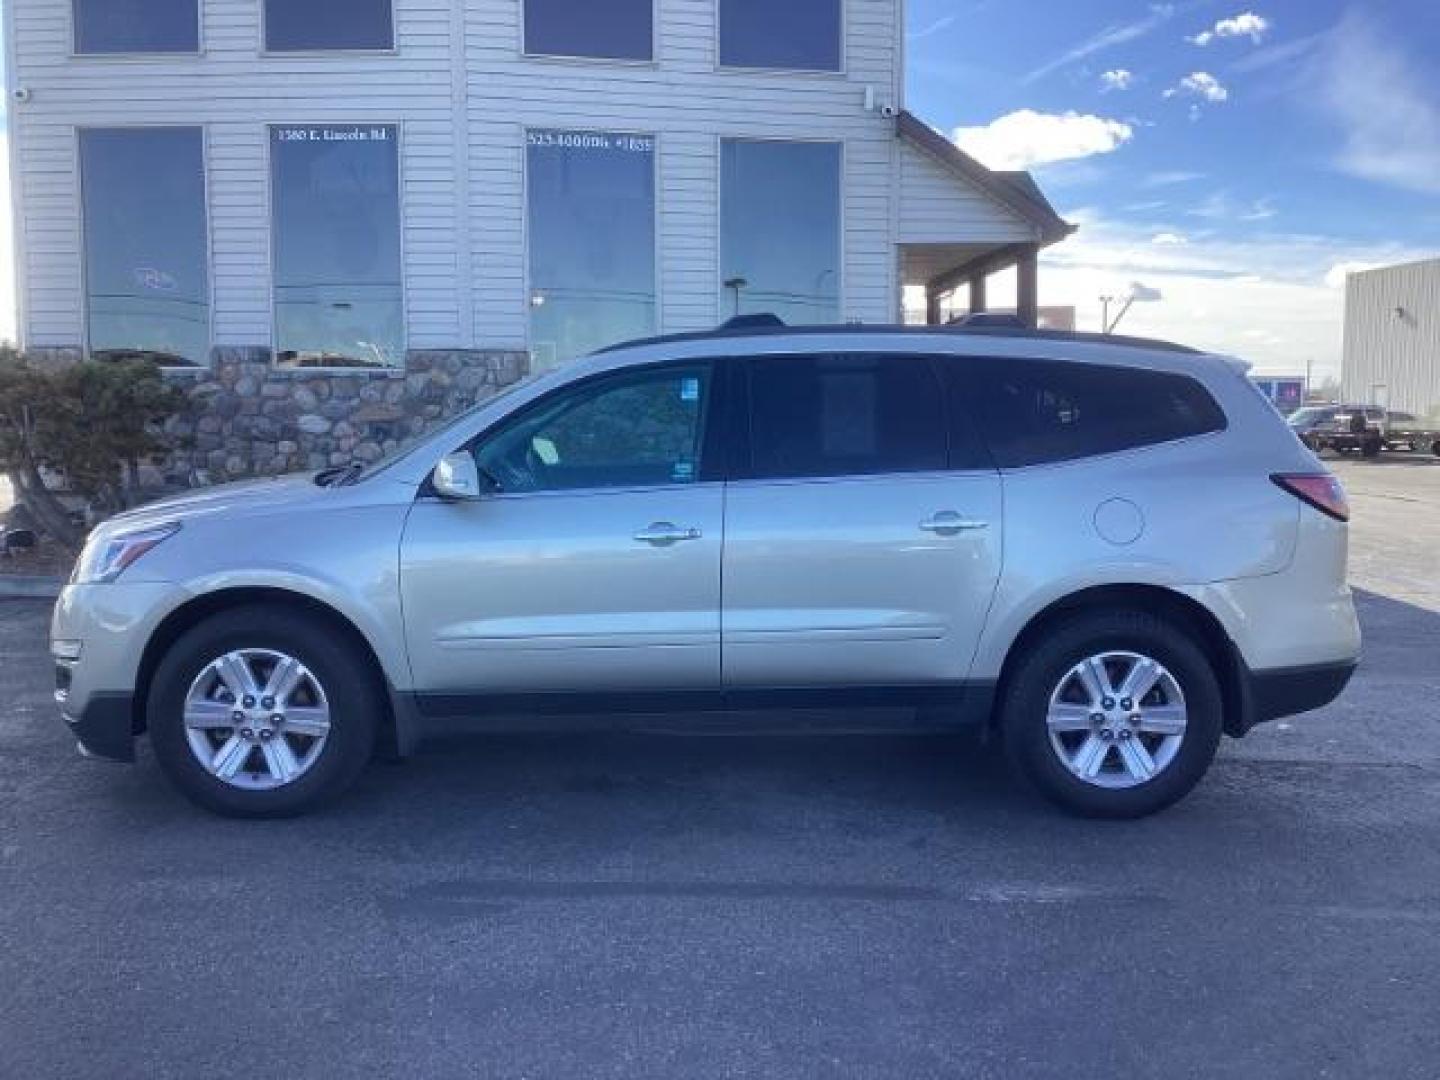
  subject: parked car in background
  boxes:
[52,323,1361,820]
[1294,406,1440,457]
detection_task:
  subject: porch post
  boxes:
[1016,244,1039,328]
[925,288,945,325]
[969,275,987,314]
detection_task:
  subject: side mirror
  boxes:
[431,452,483,501]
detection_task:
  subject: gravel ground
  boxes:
[0,456,1437,1079]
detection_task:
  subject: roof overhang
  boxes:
[896,110,1076,248]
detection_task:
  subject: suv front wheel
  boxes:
[148,605,380,817]
[1001,610,1223,818]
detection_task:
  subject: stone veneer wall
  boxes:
[159,347,530,484]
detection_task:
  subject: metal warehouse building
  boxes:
[1342,257,1440,421]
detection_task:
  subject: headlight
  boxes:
[75,523,181,584]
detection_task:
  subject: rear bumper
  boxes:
[57,690,136,763]
[1234,659,1357,735]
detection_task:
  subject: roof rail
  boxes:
[594,322,1202,356]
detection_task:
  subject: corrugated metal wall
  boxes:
[1342,258,1440,421]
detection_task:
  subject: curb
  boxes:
[0,575,64,600]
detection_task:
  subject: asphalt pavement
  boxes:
[1,456,1438,1079]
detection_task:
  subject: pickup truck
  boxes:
[1288,406,1440,458]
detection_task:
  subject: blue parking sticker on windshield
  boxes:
[673,460,695,482]
[680,377,700,402]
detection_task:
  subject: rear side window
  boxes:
[957,357,1226,468]
[743,354,947,479]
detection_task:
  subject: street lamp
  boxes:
[723,276,749,318]
[1100,282,1163,334]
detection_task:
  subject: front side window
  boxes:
[270,125,403,369]
[265,0,393,51]
[720,0,841,71]
[962,358,1227,468]
[80,128,209,367]
[74,0,198,54]
[525,0,653,60]
[743,355,947,480]
[475,366,711,492]
[721,139,841,325]
[527,130,656,370]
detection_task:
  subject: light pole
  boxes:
[723,276,748,318]
[1099,282,1163,333]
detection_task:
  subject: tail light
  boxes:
[1271,473,1349,522]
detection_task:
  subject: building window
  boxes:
[720,0,841,71]
[73,0,199,55]
[79,128,209,367]
[525,0,652,60]
[264,0,393,52]
[270,125,403,369]
[721,139,841,325]
[527,130,656,369]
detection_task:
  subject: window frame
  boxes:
[260,0,397,56]
[523,126,663,369]
[76,124,214,371]
[453,359,730,499]
[729,352,977,484]
[70,0,203,58]
[715,0,846,75]
[521,0,659,65]
[945,354,1230,471]
[717,136,845,326]
[265,121,409,374]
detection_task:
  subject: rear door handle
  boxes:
[634,522,703,546]
[920,511,989,536]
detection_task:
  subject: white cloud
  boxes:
[1100,69,1134,92]
[1151,232,1188,245]
[1312,14,1440,196]
[1024,4,1176,84]
[1009,210,1429,376]
[1165,71,1229,102]
[1143,170,1206,187]
[952,110,1134,171]
[1189,12,1270,46]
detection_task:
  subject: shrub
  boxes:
[0,347,187,550]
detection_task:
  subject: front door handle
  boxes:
[635,522,703,546]
[920,511,990,536]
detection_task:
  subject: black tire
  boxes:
[1001,610,1223,819]
[1361,437,1382,458]
[148,605,381,817]
[1431,440,1440,458]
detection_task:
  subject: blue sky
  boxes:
[908,0,1440,374]
[4,3,1440,375]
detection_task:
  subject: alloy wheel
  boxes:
[1045,650,1188,789]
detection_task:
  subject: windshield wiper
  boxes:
[314,460,365,488]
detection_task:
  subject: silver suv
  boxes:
[52,326,1361,818]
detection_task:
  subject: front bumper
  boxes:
[56,689,136,762]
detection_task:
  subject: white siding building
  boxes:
[1342,258,1440,421]
[3,0,1071,476]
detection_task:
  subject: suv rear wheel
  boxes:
[148,605,380,817]
[1001,610,1223,818]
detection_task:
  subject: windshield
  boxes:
[1288,407,1334,426]
[354,370,550,482]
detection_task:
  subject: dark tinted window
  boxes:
[720,0,841,71]
[74,0,198,54]
[960,357,1226,468]
[80,128,209,367]
[526,0,652,59]
[266,0,393,51]
[745,355,946,479]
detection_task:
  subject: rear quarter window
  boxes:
[952,356,1227,468]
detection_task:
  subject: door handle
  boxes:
[919,511,989,536]
[634,522,703,546]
